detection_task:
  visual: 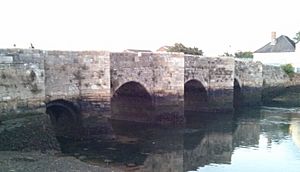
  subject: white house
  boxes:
[253,32,300,72]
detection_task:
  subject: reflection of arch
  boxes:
[233,79,242,109]
[262,79,267,87]
[46,99,81,136]
[184,79,208,111]
[111,81,153,122]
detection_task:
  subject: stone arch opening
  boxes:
[46,99,81,137]
[111,81,153,122]
[233,79,242,109]
[184,79,208,111]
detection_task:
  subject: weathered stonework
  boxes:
[110,52,184,124]
[262,65,290,103]
[0,48,298,125]
[0,49,45,114]
[45,51,110,113]
[43,51,111,135]
[262,65,290,87]
[185,56,234,112]
[234,60,263,107]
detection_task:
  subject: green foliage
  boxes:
[234,51,253,58]
[293,31,300,44]
[167,43,203,55]
[281,64,295,77]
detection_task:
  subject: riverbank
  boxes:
[0,113,59,152]
[0,113,120,172]
[0,151,118,172]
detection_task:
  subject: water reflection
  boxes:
[184,112,234,171]
[57,107,300,172]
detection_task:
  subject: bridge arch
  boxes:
[233,78,242,109]
[111,81,153,122]
[46,99,81,136]
[184,79,209,111]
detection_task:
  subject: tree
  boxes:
[167,43,203,55]
[234,51,253,59]
[222,52,233,57]
[293,31,300,44]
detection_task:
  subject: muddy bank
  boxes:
[0,151,115,172]
[0,113,121,171]
[0,113,60,152]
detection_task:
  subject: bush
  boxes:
[234,51,253,58]
[167,43,203,55]
[281,64,295,77]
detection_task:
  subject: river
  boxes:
[56,106,300,172]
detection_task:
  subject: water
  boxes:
[58,107,300,172]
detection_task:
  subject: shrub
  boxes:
[234,51,253,58]
[281,64,295,77]
[167,43,203,55]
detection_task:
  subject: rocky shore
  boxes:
[0,113,59,152]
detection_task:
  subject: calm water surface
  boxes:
[58,107,300,172]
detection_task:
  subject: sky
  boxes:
[0,0,299,56]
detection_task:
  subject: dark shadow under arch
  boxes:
[184,79,208,111]
[233,79,242,109]
[46,99,81,137]
[111,81,153,122]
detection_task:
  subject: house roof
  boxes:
[254,35,296,53]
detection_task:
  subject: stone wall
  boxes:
[234,60,263,106]
[43,50,111,137]
[185,56,234,112]
[1,48,297,122]
[44,51,111,118]
[111,52,184,98]
[208,57,234,111]
[262,65,290,103]
[150,53,184,124]
[290,73,300,86]
[0,49,45,114]
[262,65,289,87]
[184,55,210,88]
[110,52,184,123]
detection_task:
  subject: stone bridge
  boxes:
[0,49,291,126]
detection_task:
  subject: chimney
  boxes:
[271,32,277,45]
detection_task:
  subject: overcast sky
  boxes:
[0,0,299,55]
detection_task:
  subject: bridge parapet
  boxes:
[44,50,111,115]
